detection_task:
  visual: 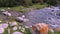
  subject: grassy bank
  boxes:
[0,4,47,12]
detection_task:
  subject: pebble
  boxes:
[25,26,29,28]
[19,26,21,29]
[9,21,17,26]
[0,21,2,22]
[21,28,25,32]
[13,26,17,31]
[7,7,10,9]
[22,15,25,18]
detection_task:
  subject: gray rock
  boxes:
[2,11,11,17]
[15,17,24,22]
[0,10,23,21]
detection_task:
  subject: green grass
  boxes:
[48,30,60,34]
[0,4,47,13]
[54,32,60,34]
[10,28,60,34]
[11,4,47,11]
[24,28,31,34]
[24,29,60,34]
[3,28,8,34]
[29,4,47,9]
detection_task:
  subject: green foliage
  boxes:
[0,0,33,7]
[32,0,60,6]
[48,30,60,34]
[47,0,59,6]
[0,0,60,7]
[3,29,8,34]
[0,0,16,7]
[24,0,33,6]
[24,28,31,34]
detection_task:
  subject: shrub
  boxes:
[47,0,59,6]
[0,0,33,7]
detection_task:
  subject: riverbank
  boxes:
[0,4,47,13]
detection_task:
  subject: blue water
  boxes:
[23,6,60,28]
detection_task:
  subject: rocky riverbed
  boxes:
[0,9,31,34]
[0,6,60,34]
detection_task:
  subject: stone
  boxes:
[0,28,4,34]
[12,32,23,34]
[16,17,24,22]
[7,7,10,9]
[2,11,11,16]
[22,15,25,18]
[13,26,17,31]
[0,20,2,22]
[25,26,29,28]
[0,23,8,29]
[9,21,17,26]
[21,28,25,32]
[19,26,21,29]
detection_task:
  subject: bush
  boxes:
[0,0,16,7]
[0,0,33,7]
[47,0,59,6]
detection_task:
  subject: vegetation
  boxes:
[0,4,47,13]
[0,0,60,7]
[0,0,32,7]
